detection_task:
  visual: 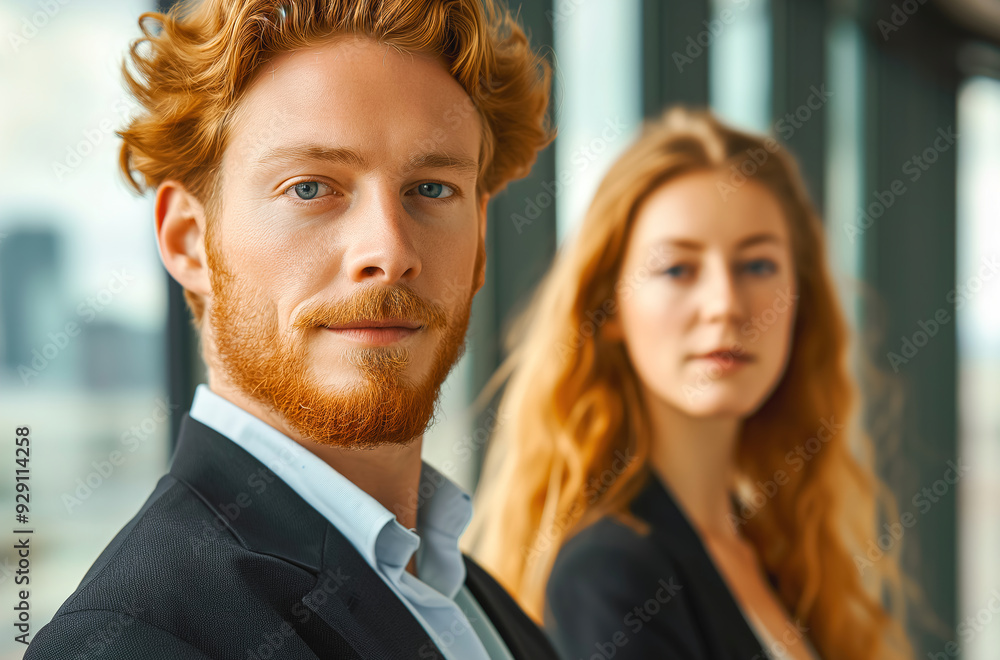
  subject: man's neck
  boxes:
[207,380,426,567]
[307,434,425,532]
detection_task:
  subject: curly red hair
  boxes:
[118,0,554,323]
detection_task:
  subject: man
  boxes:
[26,0,555,658]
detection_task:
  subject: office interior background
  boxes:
[1,0,999,657]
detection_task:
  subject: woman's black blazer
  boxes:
[544,471,785,660]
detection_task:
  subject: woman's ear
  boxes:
[155,180,212,299]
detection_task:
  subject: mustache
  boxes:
[291,284,448,330]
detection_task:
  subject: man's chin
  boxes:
[302,361,423,392]
[261,374,439,450]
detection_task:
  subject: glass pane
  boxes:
[0,2,166,655]
[956,74,1000,660]
[552,0,643,243]
[709,0,772,134]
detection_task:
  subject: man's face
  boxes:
[203,34,486,449]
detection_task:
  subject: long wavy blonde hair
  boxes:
[464,106,913,660]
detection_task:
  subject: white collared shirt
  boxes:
[189,384,513,660]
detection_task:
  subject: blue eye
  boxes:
[416,182,454,199]
[744,259,777,276]
[662,264,692,278]
[292,182,320,200]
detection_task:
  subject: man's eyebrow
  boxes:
[252,143,478,176]
[405,152,479,176]
[252,145,370,169]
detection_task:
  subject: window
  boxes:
[0,0,167,643]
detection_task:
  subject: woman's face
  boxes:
[608,169,798,419]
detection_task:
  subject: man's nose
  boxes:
[342,185,422,285]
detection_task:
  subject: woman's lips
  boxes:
[691,351,755,373]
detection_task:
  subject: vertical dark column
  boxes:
[467,0,557,487]
[641,0,711,116]
[166,278,200,451]
[771,0,828,211]
[154,0,199,452]
[860,3,960,653]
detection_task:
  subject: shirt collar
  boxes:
[188,384,472,598]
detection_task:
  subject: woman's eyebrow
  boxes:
[653,232,783,251]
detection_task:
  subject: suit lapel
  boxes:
[462,555,555,660]
[169,413,447,659]
[632,472,769,658]
[302,521,448,659]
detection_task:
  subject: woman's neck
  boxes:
[643,389,744,540]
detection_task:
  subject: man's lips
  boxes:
[326,318,422,330]
[322,318,424,346]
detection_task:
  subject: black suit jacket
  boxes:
[27,413,556,659]
[544,471,779,660]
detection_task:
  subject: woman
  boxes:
[463,107,912,659]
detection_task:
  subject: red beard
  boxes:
[205,238,480,449]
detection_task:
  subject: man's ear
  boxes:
[155,180,211,299]
[473,192,490,295]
